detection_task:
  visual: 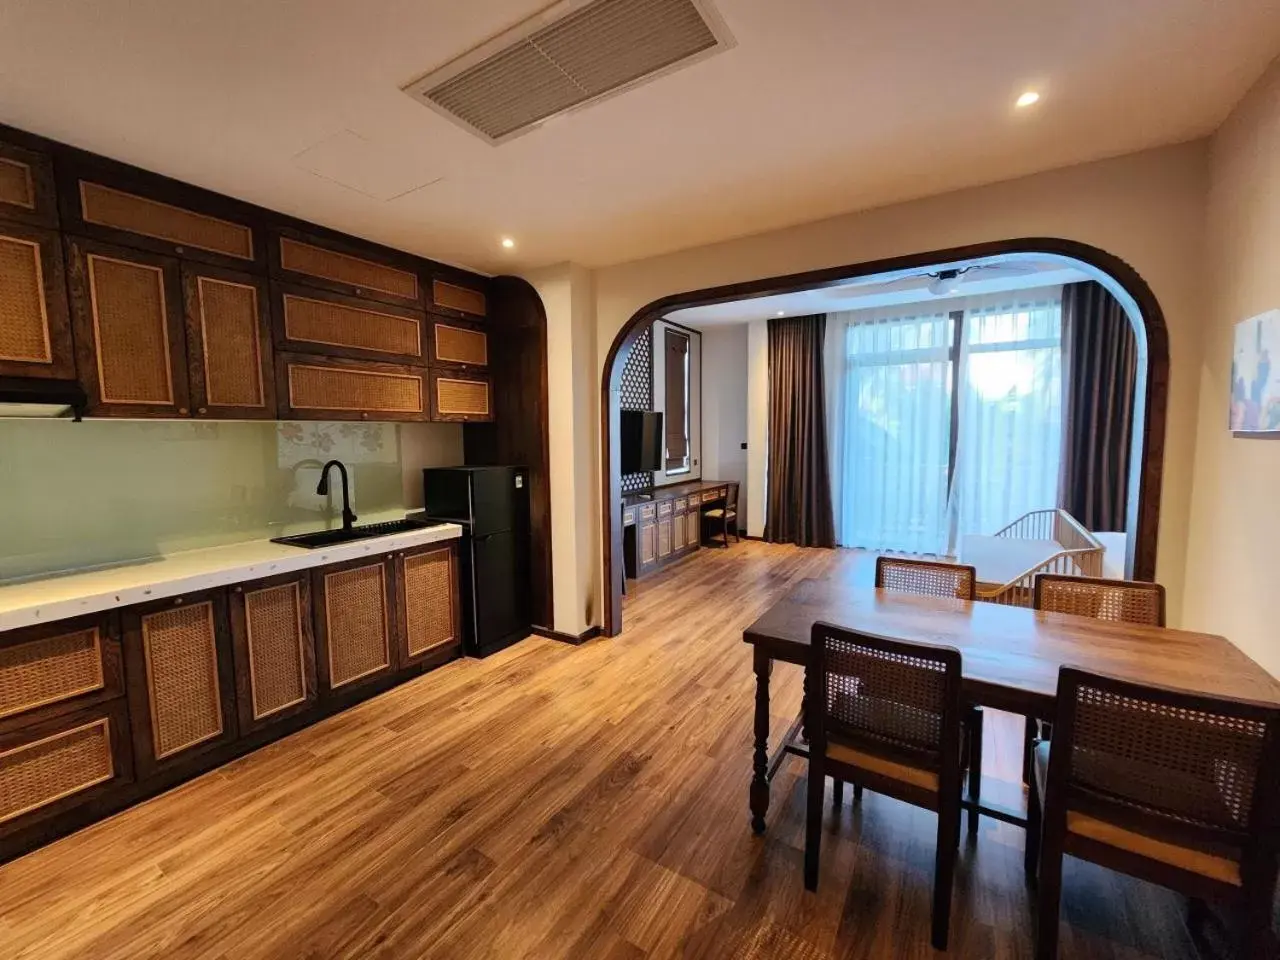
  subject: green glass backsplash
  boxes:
[0,419,435,581]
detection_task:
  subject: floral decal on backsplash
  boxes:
[276,422,396,466]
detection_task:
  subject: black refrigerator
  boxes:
[421,466,530,657]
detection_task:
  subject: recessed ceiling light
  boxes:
[500,237,515,249]
[776,310,785,316]
[1016,91,1040,108]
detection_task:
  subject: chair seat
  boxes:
[827,735,939,792]
[704,508,736,519]
[1033,742,1242,887]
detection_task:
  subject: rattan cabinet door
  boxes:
[66,237,191,418]
[427,274,488,320]
[0,139,57,229]
[313,556,396,695]
[271,282,426,365]
[56,159,263,272]
[0,614,123,725]
[275,353,428,422]
[228,573,317,734]
[182,265,275,419]
[428,369,493,423]
[393,543,460,669]
[0,699,133,842]
[270,227,422,309]
[427,318,488,370]
[123,591,237,778]
[0,222,74,380]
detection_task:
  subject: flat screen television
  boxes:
[620,410,663,474]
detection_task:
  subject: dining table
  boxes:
[741,579,1280,835]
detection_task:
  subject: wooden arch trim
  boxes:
[598,237,1169,637]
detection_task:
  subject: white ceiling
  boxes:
[668,257,1091,326]
[0,1,1277,274]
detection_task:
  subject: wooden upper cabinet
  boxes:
[228,572,317,734]
[57,156,263,271]
[272,282,425,365]
[428,275,487,320]
[122,590,238,778]
[0,140,57,229]
[66,237,191,417]
[429,369,493,423]
[275,353,427,422]
[393,543,459,669]
[313,556,396,695]
[270,227,423,309]
[0,222,74,379]
[427,318,488,370]
[181,265,274,419]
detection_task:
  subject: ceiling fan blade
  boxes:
[966,263,1040,280]
[819,275,928,298]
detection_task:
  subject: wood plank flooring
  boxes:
[0,542,1202,959]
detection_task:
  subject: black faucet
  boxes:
[316,460,358,531]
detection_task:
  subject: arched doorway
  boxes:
[599,238,1169,636]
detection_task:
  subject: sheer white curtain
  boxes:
[832,289,1064,556]
[833,307,954,554]
[947,293,1063,548]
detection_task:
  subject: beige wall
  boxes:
[528,264,600,635]
[588,142,1212,625]
[698,324,749,517]
[1184,59,1280,676]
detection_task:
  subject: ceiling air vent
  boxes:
[403,0,734,145]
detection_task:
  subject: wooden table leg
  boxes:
[750,646,773,834]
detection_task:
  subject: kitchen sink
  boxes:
[270,518,439,550]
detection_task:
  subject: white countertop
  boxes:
[0,523,463,632]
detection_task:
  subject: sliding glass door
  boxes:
[837,310,955,554]
[834,292,1063,555]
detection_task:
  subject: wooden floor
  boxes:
[0,542,1202,959]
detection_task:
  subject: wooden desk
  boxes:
[622,480,732,579]
[742,581,1280,834]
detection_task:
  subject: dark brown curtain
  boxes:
[663,328,689,468]
[1059,281,1138,532]
[765,315,835,547]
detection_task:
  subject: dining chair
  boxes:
[1026,574,1167,781]
[874,555,984,835]
[1033,574,1166,627]
[805,621,965,951]
[702,482,740,548]
[1026,667,1280,960]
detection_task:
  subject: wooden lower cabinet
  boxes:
[122,590,238,778]
[228,572,317,734]
[0,613,132,839]
[686,509,701,551]
[657,516,673,559]
[393,543,460,668]
[0,699,133,838]
[638,519,658,572]
[672,508,687,551]
[313,555,397,694]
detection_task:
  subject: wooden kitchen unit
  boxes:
[0,122,497,425]
[0,530,462,863]
[621,480,734,579]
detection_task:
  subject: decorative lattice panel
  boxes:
[619,323,652,494]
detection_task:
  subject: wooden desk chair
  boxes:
[874,556,984,835]
[1027,575,1167,781]
[805,622,965,951]
[1027,667,1280,960]
[702,482,740,548]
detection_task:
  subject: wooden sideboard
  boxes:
[622,480,736,579]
